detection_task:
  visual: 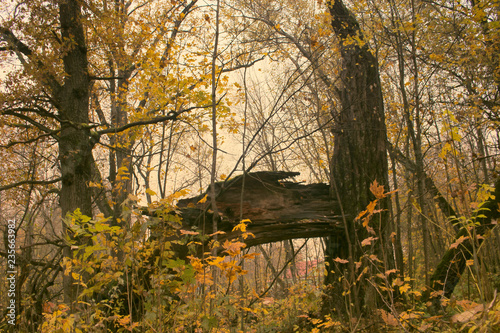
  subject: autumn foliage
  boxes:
[1,0,500,332]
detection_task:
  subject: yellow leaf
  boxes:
[392,278,404,287]
[310,318,321,325]
[128,194,139,202]
[233,219,251,232]
[198,194,208,204]
[439,142,452,160]
[241,307,255,313]
[208,256,225,268]
[399,284,411,293]
[145,188,156,196]
[88,181,102,188]
[451,128,462,142]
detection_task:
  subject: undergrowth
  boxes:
[34,190,500,333]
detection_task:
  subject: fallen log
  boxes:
[175,171,342,247]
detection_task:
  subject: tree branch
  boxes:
[96,104,209,136]
[136,0,198,110]
[2,110,58,136]
[0,178,62,192]
[0,131,59,149]
[221,55,266,73]
[0,26,62,93]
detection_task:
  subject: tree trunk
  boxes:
[57,0,92,305]
[325,0,393,316]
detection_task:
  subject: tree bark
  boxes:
[57,0,92,305]
[325,0,393,316]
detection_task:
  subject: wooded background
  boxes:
[0,0,499,331]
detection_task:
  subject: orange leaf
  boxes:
[118,315,131,326]
[370,180,386,199]
[223,240,246,256]
[361,236,378,247]
[180,229,199,235]
[208,230,226,237]
[449,235,469,249]
[378,309,398,326]
[385,269,397,276]
[366,200,378,214]
[356,200,377,221]
[366,226,376,235]
[333,257,349,264]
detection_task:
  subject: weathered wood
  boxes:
[176,171,342,247]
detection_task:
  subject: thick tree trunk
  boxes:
[325,0,393,316]
[57,0,92,305]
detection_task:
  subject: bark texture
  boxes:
[57,0,93,304]
[325,0,393,315]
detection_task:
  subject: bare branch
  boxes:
[0,131,59,148]
[2,110,58,136]
[96,104,209,136]
[0,178,61,192]
[221,55,266,73]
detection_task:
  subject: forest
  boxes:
[0,0,499,332]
